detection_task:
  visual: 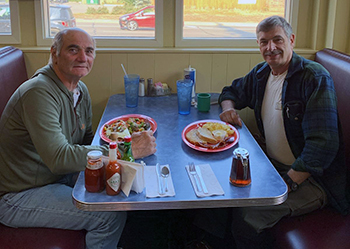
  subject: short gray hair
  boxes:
[256,15,293,38]
[49,28,96,65]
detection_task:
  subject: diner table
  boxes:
[72,93,287,211]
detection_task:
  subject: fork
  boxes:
[189,163,202,192]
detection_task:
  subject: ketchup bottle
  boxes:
[106,142,122,195]
[85,150,105,193]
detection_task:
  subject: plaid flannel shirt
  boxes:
[219,52,349,214]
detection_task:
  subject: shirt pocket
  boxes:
[283,100,304,123]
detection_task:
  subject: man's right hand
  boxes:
[219,100,242,126]
[131,130,157,159]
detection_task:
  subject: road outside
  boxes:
[60,2,271,38]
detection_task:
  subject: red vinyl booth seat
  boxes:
[272,49,350,249]
[0,223,86,249]
[0,46,86,249]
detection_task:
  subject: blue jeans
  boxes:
[0,174,126,249]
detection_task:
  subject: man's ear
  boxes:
[50,47,57,64]
[290,33,296,48]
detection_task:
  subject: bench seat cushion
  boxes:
[0,223,86,249]
[0,46,28,116]
[273,208,350,249]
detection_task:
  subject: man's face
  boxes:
[257,26,295,72]
[51,30,95,82]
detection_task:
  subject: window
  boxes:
[35,0,163,47]
[176,0,297,48]
[0,0,21,44]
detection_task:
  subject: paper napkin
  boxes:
[144,165,176,198]
[186,164,224,197]
[118,159,145,197]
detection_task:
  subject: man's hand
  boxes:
[131,130,157,159]
[219,100,242,127]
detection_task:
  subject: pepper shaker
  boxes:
[147,78,153,96]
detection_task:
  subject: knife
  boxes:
[195,165,208,194]
[155,163,164,195]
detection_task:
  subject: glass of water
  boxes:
[124,74,140,107]
[176,79,193,115]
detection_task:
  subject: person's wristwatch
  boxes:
[283,174,299,192]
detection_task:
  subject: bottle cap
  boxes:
[87,150,102,159]
[124,136,132,143]
[109,141,117,149]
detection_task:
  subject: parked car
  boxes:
[0,4,75,36]
[50,4,76,36]
[119,6,155,31]
[0,4,10,33]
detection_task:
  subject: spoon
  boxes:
[161,166,170,192]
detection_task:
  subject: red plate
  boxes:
[99,114,157,143]
[181,119,239,152]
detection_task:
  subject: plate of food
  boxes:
[100,114,157,143]
[182,120,239,152]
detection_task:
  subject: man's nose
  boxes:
[77,50,87,61]
[267,40,277,51]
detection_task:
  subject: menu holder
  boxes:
[117,159,145,197]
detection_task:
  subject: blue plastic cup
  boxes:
[124,74,140,107]
[176,79,194,115]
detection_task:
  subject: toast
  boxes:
[186,129,204,145]
[197,127,217,144]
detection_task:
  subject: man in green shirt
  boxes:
[0,28,156,249]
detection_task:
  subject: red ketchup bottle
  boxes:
[85,150,105,193]
[106,142,122,195]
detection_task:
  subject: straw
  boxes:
[121,64,128,78]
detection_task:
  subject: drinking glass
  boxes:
[176,79,193,115]
[124,74,140,107]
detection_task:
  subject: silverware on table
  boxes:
[161,165,170,192]
[156,163,164,195]
[195,165,209,194]
[189,162,202,192]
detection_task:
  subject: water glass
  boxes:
[176,79,194,115]
[124,74,140,107]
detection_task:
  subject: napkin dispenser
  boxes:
[117,159,145,197]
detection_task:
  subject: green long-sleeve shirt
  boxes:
[0,65,107,194]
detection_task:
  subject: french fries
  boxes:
[202,122,235,136]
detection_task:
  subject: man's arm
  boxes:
[285,169,311,192]
[219,100,242,127]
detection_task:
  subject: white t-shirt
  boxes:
[72,87,81,108]
[261,71,295,165]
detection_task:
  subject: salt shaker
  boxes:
[139,78,145,96]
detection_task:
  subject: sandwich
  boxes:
[196,127,218,144]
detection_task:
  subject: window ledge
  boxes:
[19,47,317,55]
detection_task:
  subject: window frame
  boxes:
[34,0,163,47]
[175,0,299,48]
[0,0,21,44]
